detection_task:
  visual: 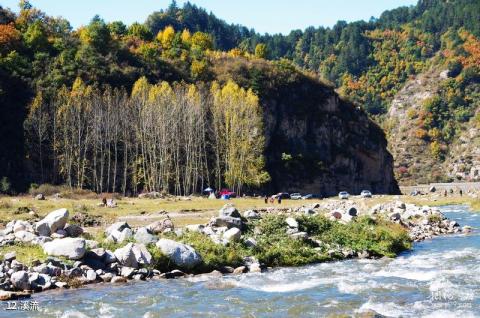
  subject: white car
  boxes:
[338,191,349,199]
[290,193,302,200]
[360,190,372,198]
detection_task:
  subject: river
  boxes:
[2,205,479,317]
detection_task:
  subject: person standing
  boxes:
[264,195,268,204]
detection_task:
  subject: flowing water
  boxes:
[3,205,480,318]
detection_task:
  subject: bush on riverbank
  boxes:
[151,214,413,271]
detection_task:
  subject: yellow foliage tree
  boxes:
[211,80,270,193]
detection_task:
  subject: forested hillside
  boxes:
[1,0,478,193]
[0,1,399,195]
[141,0,480,184]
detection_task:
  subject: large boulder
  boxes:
[114,243,152,268]
[64,224,84,237]
[156,239,202,269]
[134,227,158,245]
[35,208,69,236]
[105,222,130,237]
[146,218,174,234]
[114,243,138,268]
[10,271,30,290]
[14,231,37,243]
[107,228,133,243]
[285,217,298,228]
[132,243,152,266]
[223,228,241,242]
[13,220,34,233]
[243,210,261,219]
[42,238,86,260]
[211,216,242,229]
[219,204,241,218]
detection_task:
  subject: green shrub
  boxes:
[178,231,246,272]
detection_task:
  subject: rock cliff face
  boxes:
[261,82,399,196]
[385,66,480,185]
[212,57,400,196]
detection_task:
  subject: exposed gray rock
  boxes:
[243,210,261,219]
[64,224,84,237]
[223,228,241,242]
[245,237,257,248]
[107,228,133,243]
[211,216,242,229]
[35,194,45,200]
[35,208,69,236]
[146,218,174,234]
[105,221,130,237]
[156,239,202,269]
[131,243,152,266]
[134,227,158,245]
[219,204,241,218]
[3,251,16,262]
[85,269,97,282]
[114,243,138,269]
[285,217,298,228]
[14,231,36,243]
[42,238,86,260]
[290,232,308,240]
[121,266,135,278]
[13,220,33,233]
[10,271,30,290]
[185,224,205,233]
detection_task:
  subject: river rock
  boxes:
[134,227,158,245]
[219,204,241,218]
[10,271,30,290]
[285,217,298,228]
[156,239,202,269]
[3,251,16,262]
[14,231,37,243]
[35,209,68,236]
[243,210,261,219]
[132,243,152,266]
[185,224,205,233]
[105,221,130,237]
[107,228,133,243]
[223,228,241,242]
[64,224,84,237]
[114,244,138,268]
[245,237,257,248]
[13,220,33,233]
[35,208,69,236]
[211,216,243,229]
[233,266,246,274]
[146,218,174,234]
[121,266,136,278]
[42,238,86,260]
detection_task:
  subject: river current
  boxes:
[2,205,479,317]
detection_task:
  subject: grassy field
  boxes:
[0,192,478,229]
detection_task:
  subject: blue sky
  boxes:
[1,0,418,34]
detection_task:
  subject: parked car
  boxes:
[290,193,302,200]
[219,189,236,198]
[360,190,372,198]
[338,191,349,199]
[302,194,313,200]
[276,192,290,199]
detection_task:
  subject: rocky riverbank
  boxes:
[0,201,471,300]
